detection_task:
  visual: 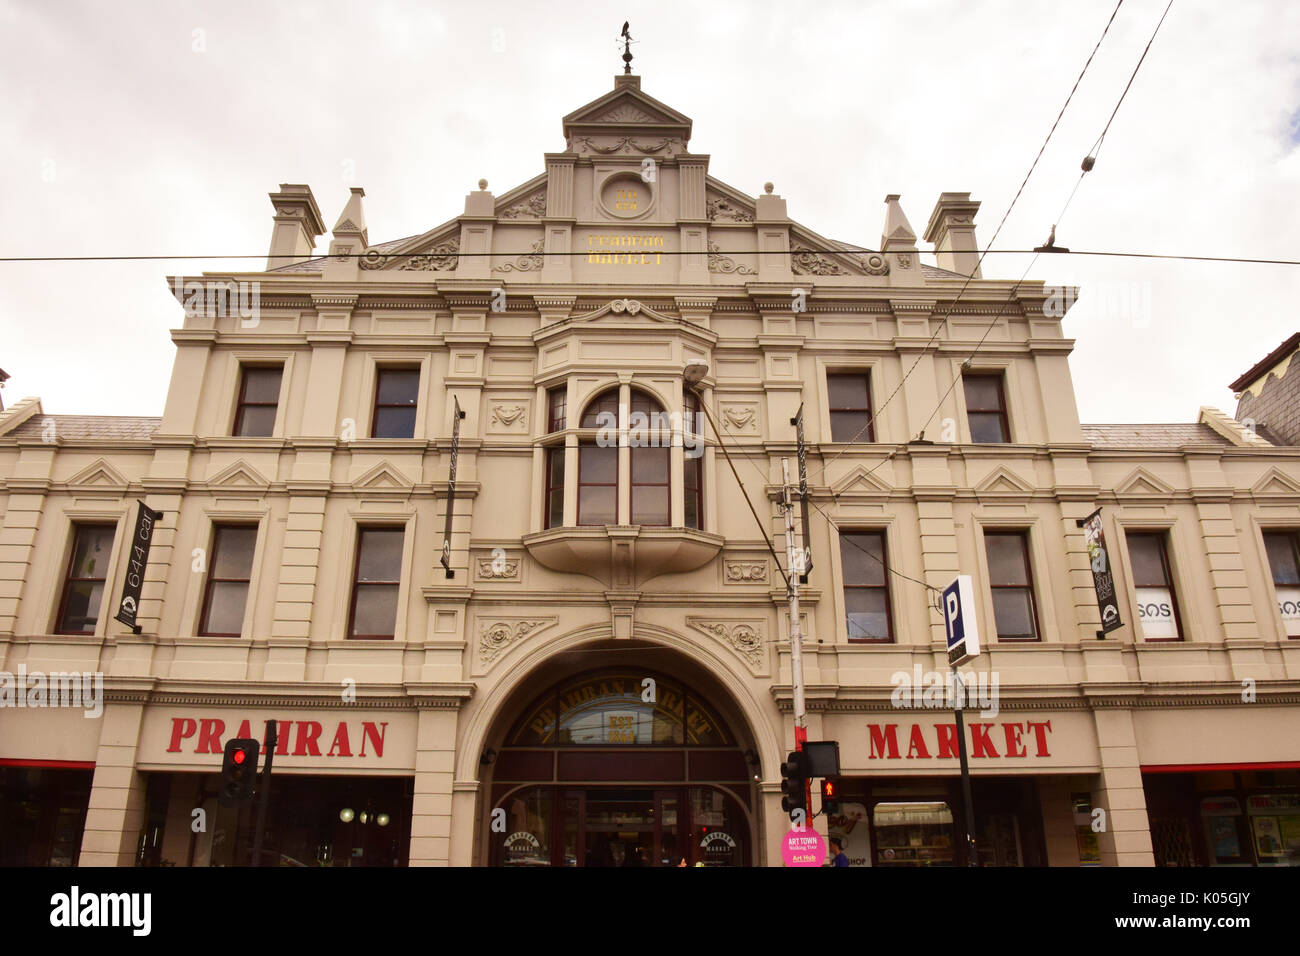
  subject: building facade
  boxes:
[2,74,1299,868]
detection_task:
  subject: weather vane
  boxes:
[620,21,634,74]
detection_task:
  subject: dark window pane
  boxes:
[235,405,277,438]
[967,412,1007,443]
[684,493,699,530]
[992,589,1037,639]
[845,588,890,641]
[827,374,869,409]
[580,445,617,483]
[373,406,417,439]
[632,487,669,526]
[70,527,114,579]
[629,390,665,417]
[831,410,872,443]
[578,486,617,525]
[1127,534,1168,587]
[840,533,885,586]
[548,489,565,528]
[580,391,620,428]
[964,376,1003,411]
[201,581,249,635]
[985,533,1029,585]
[632,446,669,483]
[546,446,565,529]
[357,529,403,581]
[59,581,103,633]
[376,369,420,405]
[351,585,399,637]
[548,388,567,432]
[1264,533,1300,585]
[211,527,256,578]
[240,367,282,404]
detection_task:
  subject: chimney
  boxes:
[923,192,982,278]
[266,184,325,270]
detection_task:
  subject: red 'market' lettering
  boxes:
[167,717,197,753]
[935,723,959,758]
[969,723,998,758]
[867,724,900,760]
[1026,720,1052,756]
[293,721,323,756]
[328,724,353,757]
[1003,722,1027,757]
[235,719,253,742]
[360,721,387,758]
[196,718,225,754]
[906,724,931,759]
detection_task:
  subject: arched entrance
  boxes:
[481,649,758,867]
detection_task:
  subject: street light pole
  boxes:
[781,459,808,756]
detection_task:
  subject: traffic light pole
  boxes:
[781,460,809,800]
[251,720,277,868]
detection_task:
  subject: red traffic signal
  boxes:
[220,738,259,807]
[820,778,842,815]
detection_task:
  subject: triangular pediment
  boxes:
[1252,467,1300,496]
[789,225,889,277]
[352,461,413,490]
[66,457,129,490]
[209,460,271,489]
[1114,466,1176,498]
[974,465,1035,496]
[563,80,692,136]
[829,464,894,496]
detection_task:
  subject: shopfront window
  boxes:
[872,801,954,866]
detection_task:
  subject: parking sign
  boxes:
[943,575,980,666]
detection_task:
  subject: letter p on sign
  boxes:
[943,575,980,666]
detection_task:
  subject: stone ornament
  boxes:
[476,556,521,580]
[688,618,765,668]
[791,244,848,276]
[494,239,545,273]
[853,252,890,276]
[360,237,460,271]
[707,240,756,276]
[478,618,552,662]
[724,561,768,583]
[499,192,547,219]
[720,403,758,432]
[490,403,527,428]
[706,198,755,222]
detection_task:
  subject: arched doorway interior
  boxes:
[487,667,754,866]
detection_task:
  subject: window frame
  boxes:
[826,371,876,443]
[1262,529,1300,639]
[983,529,1041,642]
[231,364,284,438]
[197,524,259,638]
[546,387,567,433]
[839,529,894,643]
[55,523,117,636]
[544,444,566,530]
[630,444,671,527]
[683,451,703,531]
[963,372,1011,444]
[576,443,618,527]
[370,366,421,439]
[347,526,406,641]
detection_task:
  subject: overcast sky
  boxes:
[2,0,1297,423]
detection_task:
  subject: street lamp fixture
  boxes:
[683,360,709,388]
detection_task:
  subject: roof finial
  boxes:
[620,21,634,74]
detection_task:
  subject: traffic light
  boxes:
[220,738,260,807]
[780,750,808,821]
[821,778,842,815]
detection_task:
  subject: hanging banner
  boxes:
[113,501,163,629]
[440,397,465,579]
[1079,508,1123,633]
[790,404,813,583]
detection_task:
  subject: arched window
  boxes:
[546,385,702,530]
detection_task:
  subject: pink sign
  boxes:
[781,828,826,867]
